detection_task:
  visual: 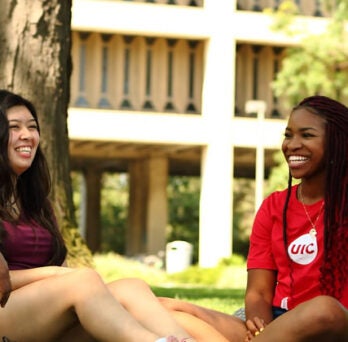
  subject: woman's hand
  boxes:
[244,330,253,342]
[158,297,205,315]
[9,265,74,291]
[244,316,265,340]
[0,253,11,307]
[158,297,185,311]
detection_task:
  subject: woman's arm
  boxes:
[10,265,73,290]
[158,297,229,324]
[159,297,246,341]
[0,252,11,307]
[244,268,277,336]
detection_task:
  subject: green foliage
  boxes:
[265,151,300,197]
[94,252,168,284]
[94,252,246,314]
[167,265,224,285]
[219,254,246,266]
[94,252,247,289]
[63,172,94,267]
[167,176,200,262]
[265,0,300,35]
[72,171,256,260]
[269,0,348,106]
[100,173,128,253]
[71,171,129,254]
[166,254,247,289]
[152,286,245,314]
[265,151,289,195]
[167,176,255,260]
[62,226,94,267]
[71,171,83,225]
[232,179,255,257]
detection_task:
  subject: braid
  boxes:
[294,95,348,299]
[282,172,293,253]
[282,173,296,305]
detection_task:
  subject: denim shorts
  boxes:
[233,306,287,321]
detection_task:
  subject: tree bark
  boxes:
[0,0,92,266]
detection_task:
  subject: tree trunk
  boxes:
[0,0,92,267]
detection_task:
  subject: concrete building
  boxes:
[68,0,331,267]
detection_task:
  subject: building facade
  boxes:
[69,0,330,267]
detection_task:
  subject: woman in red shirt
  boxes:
[160,95,348,341]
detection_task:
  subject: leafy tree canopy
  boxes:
[267,0,348,106]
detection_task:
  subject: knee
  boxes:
[128,278,152,293]
[112,277,154,300]
[71,268,105,291]
[299,296,346,334]
[114,277,151,292]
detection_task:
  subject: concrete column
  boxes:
[127,160,147,255]
[200,143,233,267]
[255,103,266,212]
[146,157,168,255]
[199,0,236,267]
[82,168,102,253]
[127,157,168,256]
[245,100,266,212]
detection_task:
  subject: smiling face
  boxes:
[282,107,326,180]
[7,105,40,175]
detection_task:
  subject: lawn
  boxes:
[151,286,245,314]
[94,253,246,314]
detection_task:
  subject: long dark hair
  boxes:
[0,90,67,265]
[282,95,348,300]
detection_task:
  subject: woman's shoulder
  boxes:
[268,184,298,199]
[261,185,298,210]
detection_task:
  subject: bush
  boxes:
[93,253,246,313]
[167,256,247,289]
[93,252,247,288]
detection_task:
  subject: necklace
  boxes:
[298,184,324,232]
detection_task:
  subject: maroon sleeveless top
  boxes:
[1,220,55,270]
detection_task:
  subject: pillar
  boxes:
[127,160,147,255]
[81,167,102,253]
[199,0,236,267]
[127,157,168,256]
[146,157,168,254]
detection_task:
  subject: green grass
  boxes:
[151,286,245,314]
[93,252,246,314]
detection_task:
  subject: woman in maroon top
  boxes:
[0,90,195,342]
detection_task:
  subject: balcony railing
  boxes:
[70,31,289,119]
[114,0,332,17]
[71,33,204,115]
[237,0,332,17]
[112,0,203,6]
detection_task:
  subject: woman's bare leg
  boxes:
[254,296,348,342]
[170,310,232,342]
[0,268,162,342]
[56,325,95,342]
[159,296,247,341]
[57,277,197,342]
[106,278,195,341]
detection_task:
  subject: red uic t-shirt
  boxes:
[247,184,348,310]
